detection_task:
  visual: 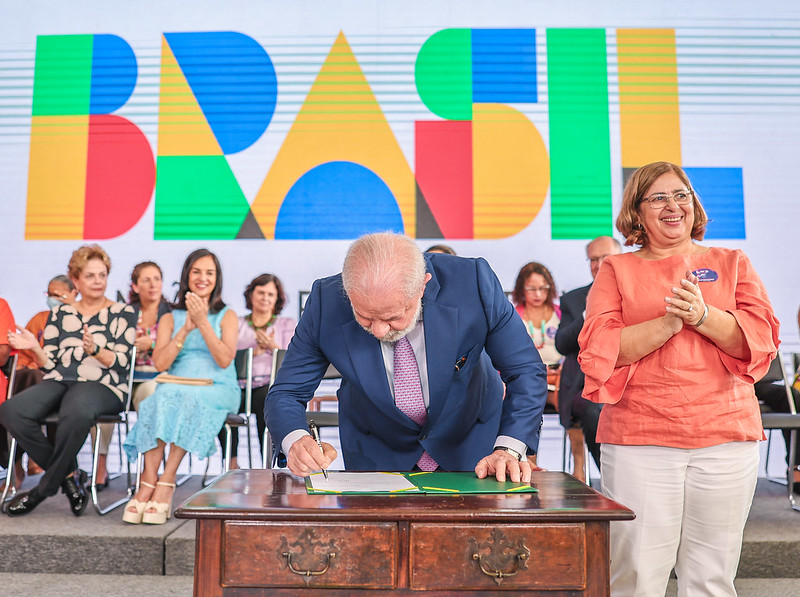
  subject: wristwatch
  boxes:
[493,446,523,461]
[91,344,101,356]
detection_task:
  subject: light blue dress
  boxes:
[124,308,240,461]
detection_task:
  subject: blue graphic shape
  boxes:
[90,35,137,114]
[164,31,277,154]
[472,29,537,103]
[275,162,404,239]
[685,168,745,239]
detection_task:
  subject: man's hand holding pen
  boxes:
[287,434,337,478]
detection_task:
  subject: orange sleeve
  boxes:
[717,250,779,383]
[578,260,637,404]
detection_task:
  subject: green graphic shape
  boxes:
[32,35,93,116]
[415,29,472,120]
[547,29,612,239]
[155,155,251,239]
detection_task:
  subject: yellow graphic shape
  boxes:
[472,104,549,239]
[251,31,415,238]
[158,35,221,156]
[617,29,681,167]
[26,115,88,239]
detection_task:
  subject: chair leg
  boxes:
[91,422,133,515]
[1,436,19,508]
[246,415,253,469]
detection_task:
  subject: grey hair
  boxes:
[585,236,622,252]
[342,233,427,301]
[50,274,75,291]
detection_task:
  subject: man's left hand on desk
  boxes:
[474,450,532,483]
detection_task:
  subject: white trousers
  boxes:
[601,442,759,597]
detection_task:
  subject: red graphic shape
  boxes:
[84,114,155,239]
[415,120,473,239]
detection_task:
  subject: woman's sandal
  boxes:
[142,481,176,525]
[122,480,156,524]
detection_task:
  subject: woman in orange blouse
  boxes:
[579,162,779,596]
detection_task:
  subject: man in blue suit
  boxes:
[266,232,547,482]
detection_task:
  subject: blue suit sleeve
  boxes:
[264,279,330,451]
[476,258,548,453]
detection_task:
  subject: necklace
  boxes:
[247,313,276,331]
[525,319,546,349]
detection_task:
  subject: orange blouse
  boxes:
[578,247,779,448]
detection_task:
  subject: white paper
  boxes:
[307,472,420,493]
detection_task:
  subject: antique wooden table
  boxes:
[175,469,634,596]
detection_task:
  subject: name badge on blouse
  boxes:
[692,268,718,282]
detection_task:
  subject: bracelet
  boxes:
[493,446,523,461]
[91,344,101,356]
[174,338,184,350]
[694,304,709,327]
[150,340,156,351]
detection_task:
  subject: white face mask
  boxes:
[46,296,63,310]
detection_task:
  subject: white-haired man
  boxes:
[266,232,547,482]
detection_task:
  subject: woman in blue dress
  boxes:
[122,249,239,524]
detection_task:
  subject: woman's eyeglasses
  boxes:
[524,286,550,294]
[641,190,693,209]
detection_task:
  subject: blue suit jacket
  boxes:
[265,254,547,471]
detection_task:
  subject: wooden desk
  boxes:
[176,469,634,596]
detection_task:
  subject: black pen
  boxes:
[308,420,328,479]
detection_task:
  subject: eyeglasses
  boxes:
[524,285,550,294]
[588,254,612,264]
[45,291,68,299]
[641,190,693,209]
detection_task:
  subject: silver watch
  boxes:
[493,446,523,461]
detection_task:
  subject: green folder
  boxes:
[305,471,537,495]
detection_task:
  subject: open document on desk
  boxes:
[305,471,537,495]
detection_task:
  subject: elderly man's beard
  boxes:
[356,299,423,343]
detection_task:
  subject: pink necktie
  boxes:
[393,335,438,471]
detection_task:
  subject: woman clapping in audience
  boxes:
[122,249,239,525]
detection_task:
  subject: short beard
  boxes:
[357,300,422,343]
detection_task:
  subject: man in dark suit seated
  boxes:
[555,236,622,476]
[266,232,547,482]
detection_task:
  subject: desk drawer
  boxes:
[409,523,586,590]
[221,521,397,589]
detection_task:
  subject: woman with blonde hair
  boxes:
[1,245,137,516]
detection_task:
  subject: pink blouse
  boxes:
[578,247,779,449]
[236,315,296,388]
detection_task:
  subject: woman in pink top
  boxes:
[579,162,779,596]
[223,273,296,468]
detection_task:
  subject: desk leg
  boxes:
[584,521,611,597]
[194,520,223,597]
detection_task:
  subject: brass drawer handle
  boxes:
[468,528,531,586]
[283,551,336,577]
[472,552,527,584]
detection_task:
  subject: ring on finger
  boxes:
[688,305,693,312]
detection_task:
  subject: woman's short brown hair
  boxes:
[68,244,111,279]
[512,262,556,308]
[616,161,708,247]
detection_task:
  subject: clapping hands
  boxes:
[7,326,37,351]
[184,291,208,328]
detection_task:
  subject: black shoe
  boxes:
[62,469,88,516]
[95,476,110,493]
[7,488,47,516]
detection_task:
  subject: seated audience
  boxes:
[13,275,79,476]
[220,273,296,469]
[511,262,570,472]
[93,261,171,489]
[122,249,239,525]
[0,245,137,516]
[555,236,622,479]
